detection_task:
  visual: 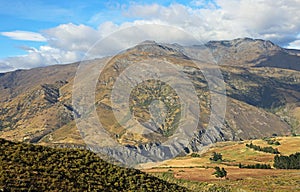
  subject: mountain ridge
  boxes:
[0,38,299,163]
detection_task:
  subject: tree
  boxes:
[274,152,300,169]
[213,166,222,177]
[213,166,227,179]
[210,152,223,162]
[221,167,227,178]
[246,143,280,154]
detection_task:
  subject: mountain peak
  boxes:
[125,41,188,59]
[205,38,299,67]
[139,40,157,45]
[206,37,280,51]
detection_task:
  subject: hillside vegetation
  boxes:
[0,138,187,191]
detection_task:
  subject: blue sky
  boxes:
[1,0,300,72]
[0,0,128,57]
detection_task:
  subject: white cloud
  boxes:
[213,0,300,42]
[0,61,14,73]
[97,21,120,36]
[190,0,218,9]
[1,1,300,72]
[0,22,201,71]
[1,45,81,71]
[287,40,300,49]
[0,24,102,72]
[44,23,101,52]
[86,23,199,58]
[1,30,46,42]
[125,4,200,28]
[124,4,161,18]
[125,0,300,43]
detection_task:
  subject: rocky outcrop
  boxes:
[41,81,68,104]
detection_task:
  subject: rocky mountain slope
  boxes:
[0,38,299,159]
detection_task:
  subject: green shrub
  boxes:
[212,167,227,178]
[191,153,200,158]
[210,152,223,162]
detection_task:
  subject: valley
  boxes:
[144,136,300,191]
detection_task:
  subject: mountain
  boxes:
[206,37,300,71]
[0,38,299,162]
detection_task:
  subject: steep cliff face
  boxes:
[0,38,299,157]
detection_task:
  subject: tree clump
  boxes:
[213,167,227,179]
[274,152,300,169]
[238,163,271,169]
[210,152,223,162]
[246,143,280,154]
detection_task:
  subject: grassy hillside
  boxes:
[143,136,300,192]
[0,138,188,191]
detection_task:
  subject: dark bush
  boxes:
[238,163,271,169]
[246,143,280,154]
[210,152,223,162]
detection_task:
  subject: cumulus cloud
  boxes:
[125,0,300,43]
[1,45,81,71]
[214,0,300,43]
[1,31,46,42]
[44,23,101,52]
[287,40,300,49]
[86,23,199,58]
[0,22,202,71]
[125,4,201,28]
[0,61,14,73]
[1,0,300,72]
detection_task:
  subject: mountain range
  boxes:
[0,38,299,162]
